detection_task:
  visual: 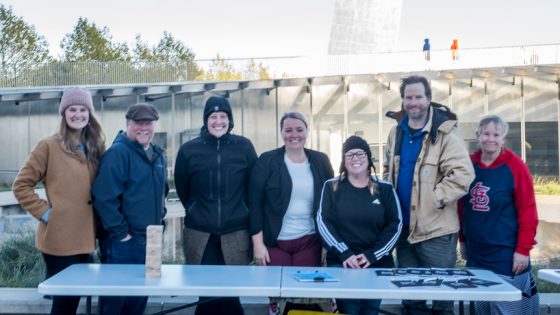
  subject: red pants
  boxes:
[267,233,321,266]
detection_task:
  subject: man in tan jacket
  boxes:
[383,75,474,315]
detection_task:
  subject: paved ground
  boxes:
[536,195,560,223]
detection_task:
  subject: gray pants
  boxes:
[396,232,459,315]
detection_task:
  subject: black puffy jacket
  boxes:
[175,131,257,234]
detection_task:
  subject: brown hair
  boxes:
[280,112,308,130]
[334,164,379,196]
[59,113,106,169]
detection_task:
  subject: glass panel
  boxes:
[348,81,381,172]
[0,100,45,185]
[238,89,277,155]
[488,77,522,156]
[311,83,344,172]
[453,78,486,152]
[430,79,450,106]
[380,79,403,176]
[3,71,560,186]
[29,99,59,149]
[149,95,171,167]
[525,122,558,177]
[172,92,205,176]
[225,90,243,138]
[173,93,205,147]
[524,76,559,177]
[101,95,137,144]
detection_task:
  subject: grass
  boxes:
[533,176,560,195]
[0,230,44,288]
[0,230,183,288]
[533,257,560,293]
[0,183,11,192]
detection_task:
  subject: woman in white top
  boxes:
[249,112,333,267]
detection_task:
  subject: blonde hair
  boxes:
[476,115,509,137]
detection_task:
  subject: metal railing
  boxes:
[2,43,560,88]
[0,61,191,88]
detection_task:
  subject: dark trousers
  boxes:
[42,252,93,315]
[195,234,244,315]
[98,237,148,315]
[396,232,458,315]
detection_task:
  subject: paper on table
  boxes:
[292,271,339,282]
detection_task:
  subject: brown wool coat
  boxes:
[12,134,98,256]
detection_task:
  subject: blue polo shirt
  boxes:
[396,116,426,226]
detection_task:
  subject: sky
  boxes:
[3,0,560,60]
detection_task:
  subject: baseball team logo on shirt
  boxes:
[470,182,490,211]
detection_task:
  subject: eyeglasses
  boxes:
[344,151,367,160]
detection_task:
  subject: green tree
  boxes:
[244,59,270,80]
[132,34,152,62]
[201,56,271,81]
[133,32,201,80]
[203,54,242,81]
[0,5,51,86]
[60,17,130,62]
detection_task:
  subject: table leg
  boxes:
[86,296,91,315]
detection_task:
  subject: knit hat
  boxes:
[203,96,234,132]
[59,87,94,115]
[342,135,374,169]
[125,103,159,121]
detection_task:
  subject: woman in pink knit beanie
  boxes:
[13,86,105,315]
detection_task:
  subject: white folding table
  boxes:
[281,267,520,315]
[537,269,560,284]
[38,264,520,315]
[280,266,520,301]
[38,264,282,314]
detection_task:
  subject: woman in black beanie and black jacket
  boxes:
[174,96,257,315]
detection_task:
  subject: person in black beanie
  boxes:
[317,135,402,315]
[174,96,257,315]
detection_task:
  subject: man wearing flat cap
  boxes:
[92,103,168,315]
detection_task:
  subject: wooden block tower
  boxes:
[146,225,163,278]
